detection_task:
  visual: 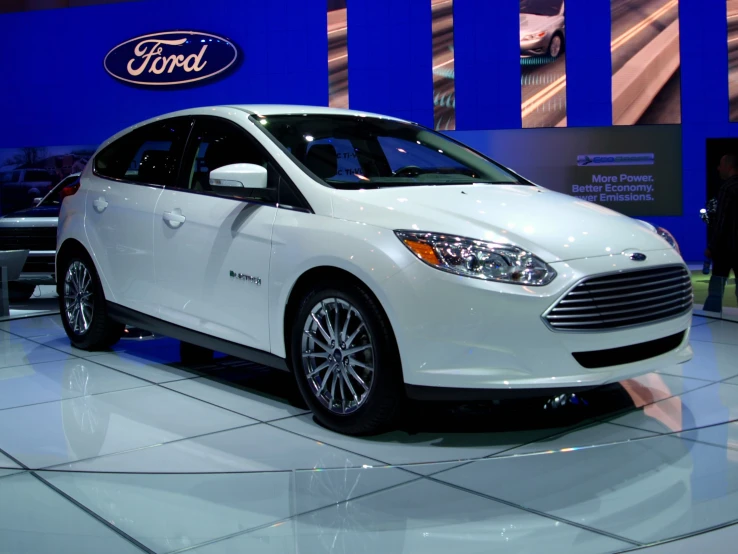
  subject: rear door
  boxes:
[85,117,192,315]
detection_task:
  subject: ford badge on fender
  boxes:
[104,31,239,86]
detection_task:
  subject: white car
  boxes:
[520,0,566,58]
[56,105,693,435]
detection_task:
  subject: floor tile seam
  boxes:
[604,417,738,443]
[30,470,155,554]
[154,380,303,423]
[612,520,738,553]
[423,474,643,547]
[165,475,429,554]
[0,382,156,413]
[38,421,261,471]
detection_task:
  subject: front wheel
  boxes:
[291,282,403,436]
[548,34,564,59]
[59,253,124,350]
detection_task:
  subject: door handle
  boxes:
[92,197,108,213]
[163,209,186,228]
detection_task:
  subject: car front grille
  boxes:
[0,227,56,252]
[545,265,693,331]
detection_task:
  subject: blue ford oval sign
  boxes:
[104,31,239,87]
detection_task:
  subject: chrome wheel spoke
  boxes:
[342,368,359,403]
[307,360,331,378]
[345,323,364,347]
[348,357,372,371]
[343,344,370,356]
[340,308,353,343]
[346,365,369,392]
[303,351,329,360]
[317,365,335,395]
[322,301,336,342]
[310,313,332,343]
[305,331,331,353]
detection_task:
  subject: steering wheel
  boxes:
[393,165,424,177]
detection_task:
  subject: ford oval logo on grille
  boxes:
[104,31,239,87]
[630,253,647,262]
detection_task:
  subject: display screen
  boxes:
[611,0,681,125]
[432,0,455,131]
[450,125,682,216]
[327,0,348,109]
[729,0,738,121]
[520,0,567,128]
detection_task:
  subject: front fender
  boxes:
[268,210,415,358]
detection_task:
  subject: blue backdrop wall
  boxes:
[0,0,735,261]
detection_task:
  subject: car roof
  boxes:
[226,104,409,122]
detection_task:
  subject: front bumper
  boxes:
[520,36,549,56]
[382,248,693,394]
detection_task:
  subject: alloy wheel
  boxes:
[301,298,375,415]
[550,36,562,58]
[64,260,94,336]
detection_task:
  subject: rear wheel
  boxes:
[291,281,403,435]
[59,253,124,350]
[8,282,36,302]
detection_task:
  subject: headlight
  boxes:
[395,231,557,286]
[522,31,546,41]
[656,226,680,254]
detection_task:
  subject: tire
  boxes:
[58,251,124,350]
[548,33,564,59]
[8,282,36,302]
[291,281,403,435]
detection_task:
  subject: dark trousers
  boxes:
[703,256,738,313]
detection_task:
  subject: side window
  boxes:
[181,117,277,202]
[378,136,465,173]
[94,118,191,186]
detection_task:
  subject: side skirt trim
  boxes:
[106,302,290,372]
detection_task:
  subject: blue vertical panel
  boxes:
[565,0,611,127]
[0,0,327,148]
[454,0,520,130]
[347,0,434,126]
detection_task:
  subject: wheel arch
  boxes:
[282,265,401,374]
[56,238,90,295]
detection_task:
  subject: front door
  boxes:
[84,117,191,316]
[153,116,278,351]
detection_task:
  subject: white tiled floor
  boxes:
[1,314,738,553]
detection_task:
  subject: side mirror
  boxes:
[210,163,268,191]
[32,198,43,206]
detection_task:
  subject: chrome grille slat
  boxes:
[564,274,690,296]
[545,265,692,331]
[559,281,690,304]
[550,286,692,313]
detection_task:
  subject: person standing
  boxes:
[703,154,738,312]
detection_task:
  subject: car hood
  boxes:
[0,205,60,219]
[520,13,556,35]
[330,184,672,263]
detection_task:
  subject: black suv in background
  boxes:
[0,173,80,301]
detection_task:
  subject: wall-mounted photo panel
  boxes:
[432,0,455,130]
[728,1,738,121]
[328,0,348,109]
[520,0,567,128]
[611,0,681,125]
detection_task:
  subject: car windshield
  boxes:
[252,114,526,189]
[520,0,563,17]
